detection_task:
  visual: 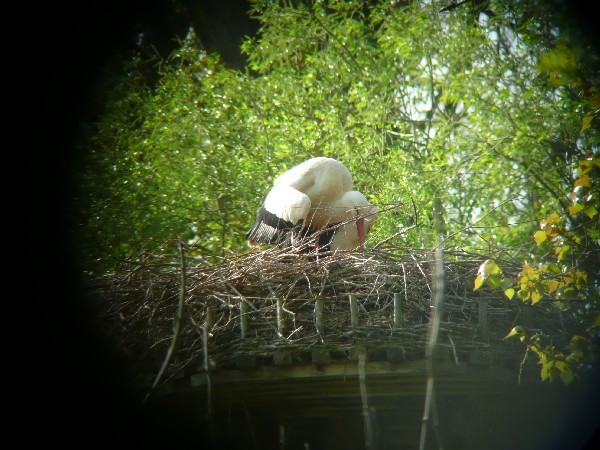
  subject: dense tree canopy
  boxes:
[77,0,598,381]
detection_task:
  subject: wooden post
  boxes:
[393,293,402,329]
[315,297,324,336]
[203,305,214,372]
[478,299,489,342]
[350,295,359,328]
[206,305,215,332]
[240,300,249,339]
[277,299,285,336]
[202,324,212,414]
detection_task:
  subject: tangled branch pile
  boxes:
[89,243,563,387]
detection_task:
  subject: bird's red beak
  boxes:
[356,217,365,249]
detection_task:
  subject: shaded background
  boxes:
[36,1,598,448]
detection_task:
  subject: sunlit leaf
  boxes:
[541,212,561,225]
[505,326,524,339]
[478,259,502,277]
[583,205,598,219]
[531,290,542,305]
[568,203,584,215]
[546,279,560,294]
[522,263,539,280]
[474,274,484,290]
[555,245,570,261]
[534,230,547,245]
[504,288,515,300]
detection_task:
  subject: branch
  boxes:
[374,199,418,249]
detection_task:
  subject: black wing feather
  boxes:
[246,207,297,245]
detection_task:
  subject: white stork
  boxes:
[245,157,377,252]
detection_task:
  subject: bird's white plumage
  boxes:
[264,186,311,225]
[246,157,377,251]
[327,191,378,251]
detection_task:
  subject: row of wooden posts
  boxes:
[199,293,490,372]
[203,294,491,340]
[203,293,408,339]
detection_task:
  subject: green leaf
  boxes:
[588,93,600,107]
[583,205,598,219]
[504,288,515,299]
[487,275,503,289]
[540,362,551,381]
[581,114,594,132]
[560,368,574,385]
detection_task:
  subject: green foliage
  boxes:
[478,151,599,384]
[505,327,595,386]
[79,1,598,370]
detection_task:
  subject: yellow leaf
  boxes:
[575,270,588,283]
[531,290,542,304]
[534,230,547,245]
[479,259,502,277]
[522,263,539,280]
[474,274,484,290]
[555,245,570,261]
[547,279,560,294]
[543,212,561,225]
[574,173,591,188]
[504,288,515,299]
[568,203,584,215]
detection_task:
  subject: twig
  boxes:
[143,240,187,403]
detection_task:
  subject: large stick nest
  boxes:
[88,244,565,387]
